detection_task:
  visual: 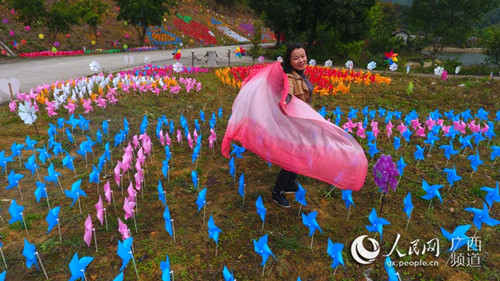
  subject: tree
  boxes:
[366,2,404,56]
[483,26,500,68]
[249,23,263,64]
[8,0,46,25]
[407,0,500,67]
[114,0,176,44]
[46,1,80,42]
[78,0,109,43]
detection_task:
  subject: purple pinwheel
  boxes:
[365,208,390,241]
[253,235,276,266]
[68,253,94,281]
[464,202,500,230]
[373,154,399,193]
[327,238,345,270]
[481,181,500,208]
[256,196,266,230]
[443,165,462,189]
[441,225,477,252]
[421,180,443,209]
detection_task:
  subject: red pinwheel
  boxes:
[383,50,398,65]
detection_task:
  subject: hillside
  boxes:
[382,0,412,6]
[0,0,273,56]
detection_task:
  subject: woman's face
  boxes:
[290,48,307,72]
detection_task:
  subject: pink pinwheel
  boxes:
[185,83,194,93]
[342,118,357,133]
[165,132,171,146]
[481,123,489,134]
[108,94,118,105]
[410,118,421,131]
[468,120,480,133]
[82,99,93,114]
[196,82,202,92]
[208,129,217,149]
[193,129,198,143]
[453,120,466,134]
[134,172,142,191]
[9,100,17,112]
[425,118,436,131]
[187,132,193,149]
[123,197,135,220]
[152,87,161,96]
[394,123,405,136]
[142,139,152,156]
[371,120,380,138]
[95,96,107,108]
[84,214,93,247]
[104,180,112,204]
[356,123,366,138]
[437,119,444,126]
[442,125,451,135]
[441,70,448,81]
[95,196,104,225]
[137,148,146,165]
[46,106,58,117]
[114,161,122,186]
[118,218,131,240]
[64,102,77,114]
[386,121,394,139]
[127,182,137,200]
[176,130,182,143]
[415,126,426,137]
[159,130,165,146]
[132,135,139,149]
[170,85,181,95]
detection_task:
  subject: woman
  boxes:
[273,43,315,208]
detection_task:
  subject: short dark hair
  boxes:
[282,43,305,74]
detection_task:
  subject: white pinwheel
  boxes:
[367,61,376,71]
[308,59,316,66]
[325,59,333,67]
[173,62,184,73]
[345,60,353,70]
[144,56,150,64]
[18,101,37,125]
[389,63,398,72]
[434,66,444,76]
[455,66,461,74]
[89,61,100,72]
[258,56,265,64]
[276,56,283,62]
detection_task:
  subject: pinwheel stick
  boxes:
[34,252,49,280]
[492,157,498,168]
[104,208,108,231]
[56,176,64,194]
[0,247,7,269]
[133,211,138,233]
[325,186,336,198]
[35,166,41,182]
[215,243,218,256]
[81,269,88,281]
[428,199,433,211]
[170,270,175,281]
[130,252,140,279]
[93,229,98,252]
[298,205,302,217]
[262,264,265,277]
[44,188,51,210]
[111,190,117,212]
[203,204,206,224]
[347,205,352,222]
[405,211,412,231]
[21,213,29,237]
[261,220,265,232]
[56,218,62,242]
[242,184,246,206]
[77,194,82,215]
[310,232,315,249]
[17,181,23,200]
[333,266,338,276]
[379,193,386,214]
[29,112,40,137]
[171,219,176,243]
[0,214,4,223]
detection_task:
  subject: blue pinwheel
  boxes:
[196,188,207,213]
[160,255,171,281]
[117,237,134,271]
[223,266,235,281]
[65,128,75,144]
[341,189,354,209]
[44,163,61,187]
[481,181,500,208]
[194,119,200,132]
[403,192,413,219]
[5,169,24,190]
[472,132,486,147]
[162,160,169,179]
[461,109,473,121]
[0,151,14,174]
[158,180,166,206]
[384,256,399,281]
[101,120,108,136]
[440,225,477,252]
[467,151,483,173]
[255,196,266,230]
[443,166,462,189]
[365,208,390,241]
[25,136,38,151]
[396,157,406,177]
[24,154,39,175]
[424,132,440,151]
[491,146,500,164]
[414,145,425,162]
[402,129,412,143]
[348,107,358,119]
[10,142,25,166]
[393,136,401,153]
[89,165,100,185]
[302,211,323,248]
[459,135,473,150]
[207,215,222,245]
[163,205,173,238]
[192,144,201,164]
[253,235,276,266]
[421,179,443,203]
[229,157,235,179]
[191,170,198,189]
[8,199,24,224]
[46,206,60,233]
[64,179,87,207]
[464,202,500,230]
[367,141,379,159]
[22,239,38,269]
[0,271,5,281]
[96,130,102,144]
[327,238,345,271]
[52,142,63,156]
[295,183,307,214]
[114,131,126,147]
[113,272,123,281]
[318,106,327,118]
[238,173,245,199]
[440,141,459,162]
[68,253,94,281]
[169,120,175,135]
[63,152,75,172]
[47,123,58,139]
[34,181,48,203]
[484,122,496,141]
[230,144,245,159]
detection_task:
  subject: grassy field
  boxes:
[0,67,499,281]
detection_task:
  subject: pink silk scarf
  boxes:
[221,62,367,191]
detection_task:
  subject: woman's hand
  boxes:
[279,101,288,115]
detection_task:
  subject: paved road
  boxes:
[0,43,274,101]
